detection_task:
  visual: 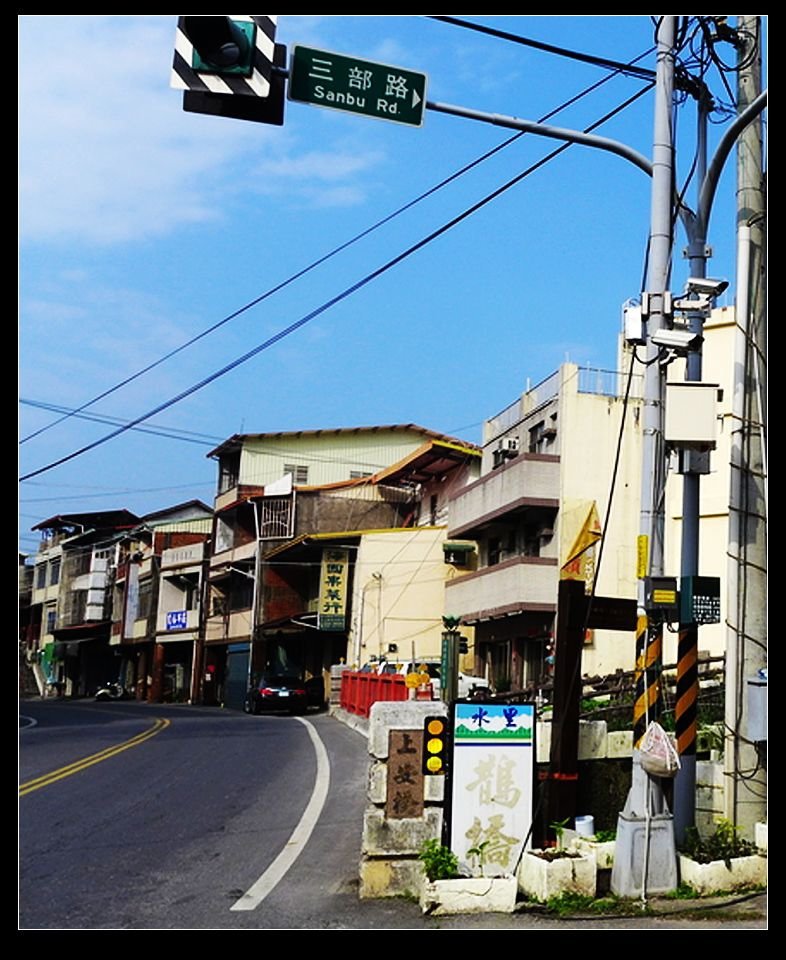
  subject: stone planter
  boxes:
[678,853,767,896]
[419,875,518,915]
[517,849,596,902]
[572,837,616,870]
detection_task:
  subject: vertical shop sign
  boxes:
[318,548,349,631]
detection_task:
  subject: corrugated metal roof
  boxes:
[206,423,480,459]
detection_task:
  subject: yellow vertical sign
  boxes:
[318,548,349,631]
[637,535,649,579]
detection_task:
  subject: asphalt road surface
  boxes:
[19,698,767,934]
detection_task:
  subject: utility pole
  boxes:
[672,84,713,847]
[725,14,767,838]
[611,15,679,899]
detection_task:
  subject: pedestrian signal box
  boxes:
[644,576,679,620]
[423,715,450,775]
[680,575,721,624]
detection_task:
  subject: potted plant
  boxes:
[678,819,767,895]
[418,839,518,915]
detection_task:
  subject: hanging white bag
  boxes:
[639,720,681,778]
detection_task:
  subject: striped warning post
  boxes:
[674,625,698,756]
[632,615,663,747]
[171,16,278,98]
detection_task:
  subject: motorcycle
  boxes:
[94,681,128,702]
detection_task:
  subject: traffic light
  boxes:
[171,16,286,126]
[459,636,469,655]
[423,715,450,775]
[183,16,254,75]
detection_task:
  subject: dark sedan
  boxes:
[243,674,309,715]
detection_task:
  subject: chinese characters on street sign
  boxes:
[449,702,536,877]
[386,730,425,819]
[318,548,349,631]
[288,45,427,127]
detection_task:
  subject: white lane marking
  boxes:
[230,716,330,911]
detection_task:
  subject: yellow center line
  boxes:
[19,717,171,796]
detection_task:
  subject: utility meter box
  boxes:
[665,382,719,449]
[747,671,767,742]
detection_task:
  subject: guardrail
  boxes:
[340,671,433,718]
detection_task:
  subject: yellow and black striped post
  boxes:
[633,615,663,747]
[674,625,698,758]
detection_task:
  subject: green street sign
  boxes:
[288,45,427,127]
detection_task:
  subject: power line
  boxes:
[20,398,224,446]
[19,135,527,448]
[21,32,654,450]
[427,15,657,82]
[19,80,654,484]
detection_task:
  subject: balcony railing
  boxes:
[485,366,643,444]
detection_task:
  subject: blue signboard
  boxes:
[166,610,188,631]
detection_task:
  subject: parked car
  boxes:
[244,674,308,715]
[372,659,491,700]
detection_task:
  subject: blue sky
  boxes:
[18,16,765,553]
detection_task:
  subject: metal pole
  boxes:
[612,16,678,899]
[673,89,712,846]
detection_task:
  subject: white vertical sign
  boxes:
[449,702,536,877]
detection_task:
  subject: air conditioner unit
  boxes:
[502,437,519,453]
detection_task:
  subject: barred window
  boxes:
[284,463,309,485]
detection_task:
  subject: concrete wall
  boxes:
[349,528,455,667]
[359,700,447,900]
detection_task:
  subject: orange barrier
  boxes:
[340,671,432,718]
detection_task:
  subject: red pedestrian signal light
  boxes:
[423,715,449,775]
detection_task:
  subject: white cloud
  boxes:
[18,16,392,246]
[18,16,273,245]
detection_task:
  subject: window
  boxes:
[138,579,154,620]
[68,590,87,625]
[350,470,372,479]
[229,572,254,611]
[46,609,57,634]
[184,577,199,611]
[49,558,61,586]
[35,565,47,590]
[218,452,240,494]
[284,463,309,485]
[528,420,546,453]
[258,497,294,539]
[528,416,557,453]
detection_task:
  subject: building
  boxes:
[446,364,645,693]
[202,425,480,709]
[110,501,213,702]
[28,510,141,697]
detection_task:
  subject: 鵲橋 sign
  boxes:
[449,702,536,877]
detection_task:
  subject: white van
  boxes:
[372,659,490,700]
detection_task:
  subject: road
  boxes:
[19,698,767,933]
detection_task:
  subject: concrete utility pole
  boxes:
[725,14,767,838]
[611,15,678,899]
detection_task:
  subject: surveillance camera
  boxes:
[685,277,729,298]
[650,328,703,351]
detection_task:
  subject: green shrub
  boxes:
[681,818,757,868]
[419,838,460,882]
